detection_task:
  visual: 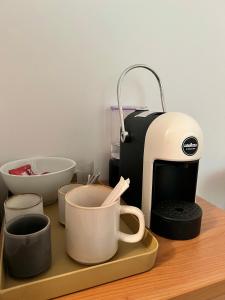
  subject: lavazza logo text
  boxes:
[182,137,198,155]
[183,142,197,148]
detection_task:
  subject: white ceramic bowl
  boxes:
[0,157,76,205]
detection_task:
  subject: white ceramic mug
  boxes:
[4,194,43,223]
[58,183,82,225]
[65,185,145,265]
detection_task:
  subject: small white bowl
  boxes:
[0,157,76,206]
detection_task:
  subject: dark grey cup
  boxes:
[4,214,51,278]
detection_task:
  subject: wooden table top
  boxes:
[58,198,225,300]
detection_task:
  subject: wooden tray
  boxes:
[0,203,158,300]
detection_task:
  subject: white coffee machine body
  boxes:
[142,112,203,227]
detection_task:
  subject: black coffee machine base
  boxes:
[150,201,202,240]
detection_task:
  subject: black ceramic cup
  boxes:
[4,214,51,278]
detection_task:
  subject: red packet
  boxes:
[9,164,35,176]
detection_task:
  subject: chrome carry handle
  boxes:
[117,64,166,142]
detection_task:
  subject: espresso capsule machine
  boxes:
[118,64,203,240]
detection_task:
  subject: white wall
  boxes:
[0,0,225,208]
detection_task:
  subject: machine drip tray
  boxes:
[151,201,202,240]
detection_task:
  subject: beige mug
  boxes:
[65,185,145,265]
[58,184,82,225]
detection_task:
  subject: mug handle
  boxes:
[118,205,145,243]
